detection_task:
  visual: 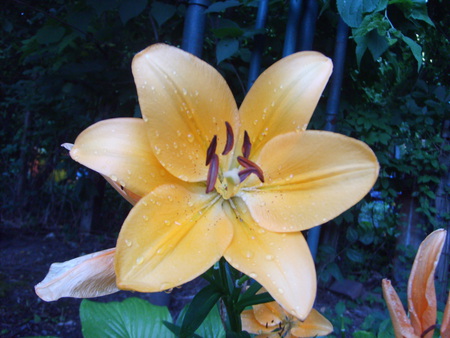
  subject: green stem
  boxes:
[218,258,242,333]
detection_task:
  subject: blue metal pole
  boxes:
[297,0,318,51]
[181,0,210,57]
[307,17,349,260]
[247,0,269,90]
[283,0,303,57]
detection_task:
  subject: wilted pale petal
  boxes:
[223,198,316,320]
[408,229,446,338]
[70,118,175,198]
[382,279,417,337]
[239,51,332,157]
[35,248,118,302]
[241,131,379,232]
[132,44,239,182]
[115,184,233,292]
[441,292,450,337]
[290,309,333,337]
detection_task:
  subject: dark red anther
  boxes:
[222,122,234,155]
[238,168,257,182]
[237,156,264,182]
[206,154,219,193]
[206,135,217,165]
[242,131,251,158]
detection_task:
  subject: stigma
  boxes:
[205,122,264,194]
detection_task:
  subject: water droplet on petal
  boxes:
[187,134,194,143]
[245,251,254,259]
[143,215,149,221]
[136,257,143,265]
[125,239,132,247]
[249,273,258,278]
[278,288,284,294]
[111,175,118,182]
[266,255,274,261]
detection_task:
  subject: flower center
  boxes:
[205,122,264,198]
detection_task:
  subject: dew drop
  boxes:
[125,239,132,247]
[174,221,181,226]
[176,130,182,137]
[253,119,258,125]
[156,248,163,255]
[187,134,194,143]
[249,273,258,278]
[111,175,118,182]
[278,288,284,294]
[143,215,149,221]
[154,146,161,154]
[245,251,254,259]
[266,254,274,261]
[136,257,143,265]
[182,88,188,95]
[164,220,171,225]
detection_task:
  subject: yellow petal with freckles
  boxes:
[242,131,379,232]
[253,299,284,328]
[132,44,239,182]
[223,198,316,320]
[241,309,271,334]
[239,51,332,157]
[290,309,333,337]
[408,229,446,338]
[35,248,118,302]
[115,184,233,292]
[441,290,450,338]
[71,118,174,198]
[382,279,417,337]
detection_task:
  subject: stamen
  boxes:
[238,168,258,182]
[206,135,217,165]
[222,122,234,155]
[237,156,264,182]
[206,154,219,193]
[242,131,251,158]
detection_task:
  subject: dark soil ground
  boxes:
[0,228,387,337]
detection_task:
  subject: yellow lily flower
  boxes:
[241,288,333,337]
[382,229,449,338]
[35,44,379,319]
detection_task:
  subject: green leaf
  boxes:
[119,0,148,24]
[151,2,176,27]
[180,284,222,338]
[205,0,241,13]
[80,298,174,338]
[177,304,225,338]
[86,0,117,15]
[337,0,380,28]
[346,248,365,263]
[216,39,239,64]
[346,227,359,242]
[401,34,422,71]
[353,330,376,338]
[36,26,66,45]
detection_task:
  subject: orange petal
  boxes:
[252,300,284,328]
[70,118,175,198]
[381,279,417,337]
[35,248,118,302]
[115,184,233,292]
[132,44,239,182]
[408,229,446,338]
[239,51,332,157]
[241,131,379,232]
[441,290,450,338]
[290,309,334,337]
[241,309,279,337]
[223,198,316,320]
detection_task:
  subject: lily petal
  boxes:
[132,44,239,182]
[223,198,316,320]
[241,309,282,338]
[290,309,334,337]
[382,279,417,337]
[35,248,118,302]
[71,118,174,198]
[441,290,450,338]
[253,299,284,328]
[239,51,332,157]
[408,229,446,338]
[242,131,379,232]
[115,184,233,292]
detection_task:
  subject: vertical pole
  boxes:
[247,0,269,90]
[297,0,318,51]
[283,0,303,57]
[307,17,349,259]
[181,0,210,57]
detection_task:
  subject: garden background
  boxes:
[1,0,449,336]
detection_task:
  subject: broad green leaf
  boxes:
[401,34,422,71]
[177,304,225,338]
[151,2,176,27]
[205,0,241,13]
[216,39,239,64]
[353,331,376,338]
[346,248,365,263]
[119,0,148,24]
[180,284,222,338]
[36,26,66,45]
[337,0,380,27]
[80,298,174,338]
